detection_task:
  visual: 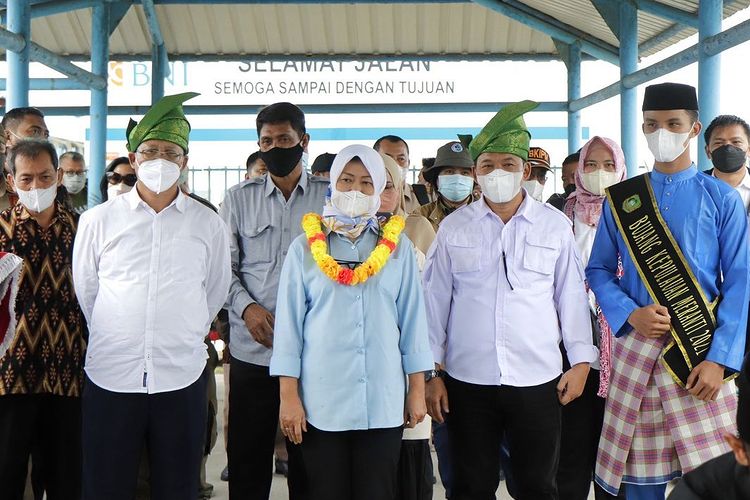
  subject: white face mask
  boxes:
[331,190,375,218]
[62,172,86,194]
[107,183,132,199]
[521,180,544,201]
[15,184,58,213]
[645,127,692,163]
[136,158,182,194]
[477,169,523,204]
[582,170,621,196]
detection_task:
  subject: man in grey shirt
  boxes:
[219,102,328,500]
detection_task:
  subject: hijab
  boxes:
[571,136,626,226]
[321,144,387,239]
[379,153,406,217]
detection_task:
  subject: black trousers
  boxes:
[81,373,207,500]
[228,357,306,500]
[396,439,434,500]
[0,394,81,500]
[446,375,561,500]
[301,424,403,500]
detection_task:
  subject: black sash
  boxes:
[607,174,718,387]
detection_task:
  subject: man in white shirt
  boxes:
[423,101,597,499]
[72,92,231,500]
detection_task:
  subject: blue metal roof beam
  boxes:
[472,0,620,65]
[0,78,88,90]
[38,101,569,117]
[636,0,699,28]
[569,16,750,112]
[94,52,598,62]
[0,25,107,90]
[29,0,107,18]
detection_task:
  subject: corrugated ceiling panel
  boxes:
[18,2,750,60]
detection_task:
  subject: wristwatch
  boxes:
[424,369,444,382]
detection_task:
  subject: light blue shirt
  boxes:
[270,227,434,432]
[586,165,749,372]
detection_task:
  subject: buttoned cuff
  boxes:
[430,344,445,367]
[232,293,256,321]
[402,350,435,375]
[269,354,301,378]
[565,344,599,367]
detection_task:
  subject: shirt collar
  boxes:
[472,191,537,223]
[264,169,309,198]
[15,200,74,227]
[126,185,187,212]
[649,163,698,184]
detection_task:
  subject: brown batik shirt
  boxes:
[0,201,86,397]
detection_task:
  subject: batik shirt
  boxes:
[0,202,86,396]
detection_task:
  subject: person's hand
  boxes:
[687,360,724,401]
[280,393,307,445]
[426,377,449,424]
[627,305,671,339]
[557,363,590,405]
[404,385,427,429]
[242,303,275,348]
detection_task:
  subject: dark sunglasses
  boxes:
[106,171,137,186]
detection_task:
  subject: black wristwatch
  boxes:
[425,369,444,382]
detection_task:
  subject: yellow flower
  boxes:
[301,213,403,286]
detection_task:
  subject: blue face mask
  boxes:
[438,174,474,202]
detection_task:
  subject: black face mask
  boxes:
[711,144,747,174]
[563,183,576,196]
[260,143,304,177]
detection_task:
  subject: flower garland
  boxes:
[302,213,405,286]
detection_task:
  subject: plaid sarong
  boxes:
[594,331,737,495]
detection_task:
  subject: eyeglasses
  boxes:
[106,172,137,186]
[136,149,184,161]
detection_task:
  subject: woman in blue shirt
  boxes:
[270,144,434,500]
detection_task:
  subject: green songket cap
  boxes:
[468,100,538,162]
[126,92,199,154]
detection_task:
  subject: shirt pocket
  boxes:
[447,232,482,274]
[239,223,273,266]
[519,234,559,288]
[376,257,402,301]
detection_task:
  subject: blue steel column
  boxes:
[6,0,30,109]
[619,0,639,178]
[567,41,582,154]
[698,0,722,171]
[89,4,110,207]
[151,44,165,104]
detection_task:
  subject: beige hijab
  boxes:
[380,153,436,258]
[380,153,407,216]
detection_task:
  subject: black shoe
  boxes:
[275,458,289,477]
[220,465,229,482]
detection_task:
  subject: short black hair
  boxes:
[1,107,45,131]
[8,139,58,175]
[246,151,262,171]
[100,156,131,202]
[422,157,435,169]
[59,151,85,163]
[562,152,580,166]
[686,109,699,124]
[373,135,410,155]
[256,102,306,139]
[704,114,750,145]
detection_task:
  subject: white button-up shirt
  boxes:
[72,188,231,394]
[423,194,598,387]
